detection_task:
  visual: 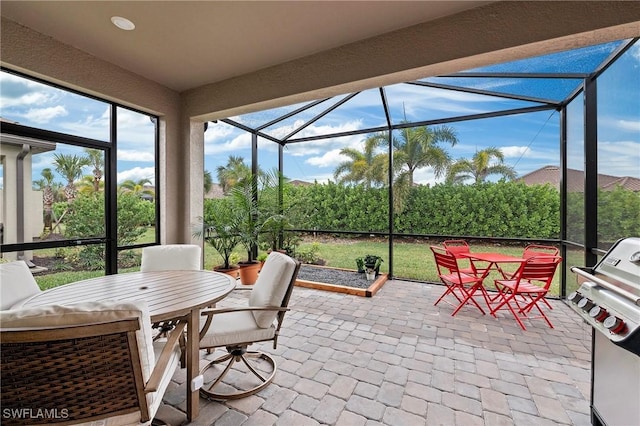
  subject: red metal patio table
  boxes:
[459,252,527,279]
[457,252,527,312]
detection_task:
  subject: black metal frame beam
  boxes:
[443,72,590,79]
[407,80,563,106]
[282,93,360,141]
[256,98,330,131]
[584,77,599,267]
[284,104,556,144]
[559,105,568,297]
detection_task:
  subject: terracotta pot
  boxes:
[239,261,261,285]
[214,266,240,280]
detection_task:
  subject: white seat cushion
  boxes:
[199,310,276,348]
[249,252,297,328]
[0,261,42,310]
[141,244,201,272]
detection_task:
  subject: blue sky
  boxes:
[1,39,638,187]
[203,39,639,185]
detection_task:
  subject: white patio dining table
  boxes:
[14,269,237,422]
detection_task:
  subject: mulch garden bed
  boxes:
[295,264,388,297]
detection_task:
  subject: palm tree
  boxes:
[84,148,104,193]
[393,124,458,188]
[76,175,104,195]
[446,147,517,184]
[119,178,154,199]
[53,153,90,202]
[40,168,55,233]
[216,155,251,194]
[333,133,387,188]
[204,170,213,194]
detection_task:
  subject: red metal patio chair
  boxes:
[430,245,488,316]
[521,244,560,309]
[443,239,489,277]
[443,240,475,275]
[490,255,562,330]
[522,244,559,259]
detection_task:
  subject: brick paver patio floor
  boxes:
[159,279,592,426]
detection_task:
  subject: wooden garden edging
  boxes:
[294,266,388,297]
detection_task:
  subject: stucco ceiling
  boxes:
[0,1,493,92]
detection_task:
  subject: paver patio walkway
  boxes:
[159,279,592,426]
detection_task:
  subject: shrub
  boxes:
[62,192,148,269]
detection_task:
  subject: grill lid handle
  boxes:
[571,266,640,307]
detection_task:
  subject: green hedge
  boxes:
[289,181,561,238]
[206,181,638,242]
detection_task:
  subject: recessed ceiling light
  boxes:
[111,16,135,31]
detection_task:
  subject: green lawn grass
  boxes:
[33,229,578,298]
[295,238,577,297]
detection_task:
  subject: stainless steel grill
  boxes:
[569,237,640,426]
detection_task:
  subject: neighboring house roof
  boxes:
[205,183,225,199]
[1,131,57,155]
[289,179,312,187]
[519,165,640,192]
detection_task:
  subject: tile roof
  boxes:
[519,165,640,192]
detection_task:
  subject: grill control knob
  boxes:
[577,297,595,311]
[603,316,627,335]
[568,292,582,303]
[589,306,608,322]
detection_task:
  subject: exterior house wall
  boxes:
[0,144,42,261]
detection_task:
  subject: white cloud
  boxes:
[118,150,155,162]
[117,167,155,185]
[305,149,346,168]
[1,91,52,108]
[617,119,640,133]
[413,169,440,186]
[117,108,152,128]
[296,171,335,184]
[24,106,68,123]
[501,146,531,158]
[597,140,640,177]
[384,84,503,119]
[205,122,235,140]
[204,132,251,155]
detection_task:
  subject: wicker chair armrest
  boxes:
[146,320,186,393]
[0,319,140,342]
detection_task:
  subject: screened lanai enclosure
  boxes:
[1,37,639,297]
[204,37,639,296]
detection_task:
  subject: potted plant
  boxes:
[193,198,242,278]
[258,170,302,255]
[363,254,383,277]
[355,257,365,273]
[257,252,268,267]
[365,267,377,281]
[230,178,263,284]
